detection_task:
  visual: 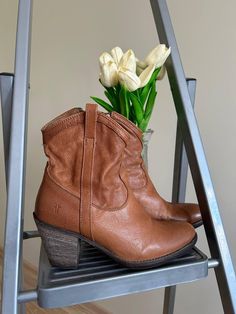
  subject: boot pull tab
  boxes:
[85,103,97,139]
[80,103,97,238]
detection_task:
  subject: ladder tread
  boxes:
[37,241,208,309]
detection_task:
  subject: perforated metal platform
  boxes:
[37,241,208,308]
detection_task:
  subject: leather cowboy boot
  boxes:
[34,104,197,269]
[111,111,202,228]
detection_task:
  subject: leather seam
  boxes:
[43,116,84,142]
[80,138,85,234]
[98,114,129,142]
[80,104,97,238]
[112,112,143,140]
[89,139,95,240]
[97,120,128,147]
[42,110,83,132]
[43,112,129,144]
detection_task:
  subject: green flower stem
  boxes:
[129,93,144,125]
[119,85,129,119]
[144,81,157,119]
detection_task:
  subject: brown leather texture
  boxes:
[34,104,196,263]
[111,111,202,226]
[35,167,80,233]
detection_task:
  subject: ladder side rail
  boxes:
[1,1,33,313]
[0,76,27,314]
[163,79,196,314]
[0,73,15,311]
[172,79,196,202]
[150,0,236,313]
[0,73,14,185]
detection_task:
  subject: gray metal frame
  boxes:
[150,0,236,312]
[0,0,235,313]
[0,0,33,313]
[163,78,196,314]
[37,245,208,308]
[0,73,13,184]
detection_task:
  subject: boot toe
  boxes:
[181,203,202,227]
[134,220,197,268]
[153,220,197,257]
[189,204,202,227]
[170,203,202,227]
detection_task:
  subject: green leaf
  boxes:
[129,108,136,124]
[90,96,113,112]
[152,67,162,81]
[144,81,157,119]
[103,85,116,97]
[139,67,161,104]
[139,84,151,105]
[139,112,152,132]
[133,89,141,102]
[137,81,157,132]
[104,91,119,112]
[129,93,144,124]
[119,85,129,118]
[99,78,118,100]
[114,84,121,112]
[115,83,121,95]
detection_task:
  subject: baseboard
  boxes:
[0,247,111,313]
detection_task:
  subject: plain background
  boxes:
[0,1,235,313]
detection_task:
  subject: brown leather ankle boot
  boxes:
[111,111,202,228]
[34,104,197,269]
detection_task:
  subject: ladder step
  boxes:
[23,230,40,239]
[37,242,208,309]
[208,259,220,269]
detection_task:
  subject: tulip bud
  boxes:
[100,61,118,87]
[111,47,123,66]
[139,64,155,87]
[136,66,143,76]
[136,58,147,75]
[119,49,136,73]
[136,59,147,69]
[118,68,140,91]
[99,52,114,68]
[145,44,171,68]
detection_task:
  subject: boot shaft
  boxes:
[41,106,130,210]
[111,111,147,189]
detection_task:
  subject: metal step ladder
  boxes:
[0,0,235,313]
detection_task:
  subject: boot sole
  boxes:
[193,219,203,228]
[34,214,197,270]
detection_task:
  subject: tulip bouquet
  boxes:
[91,44,171,132]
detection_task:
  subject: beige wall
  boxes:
[0,0,235,313]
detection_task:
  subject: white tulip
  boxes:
[136,66,143,76]
[98,47,164,90]
[145,44,171,68]
[136,59,146,69]
[139,64,155,88]
[100,61,118,87]
[118,68,140,92]
[136,58,147,75]
[111,47,123,66]
[99,52,114,68]
[119,49,136,73]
